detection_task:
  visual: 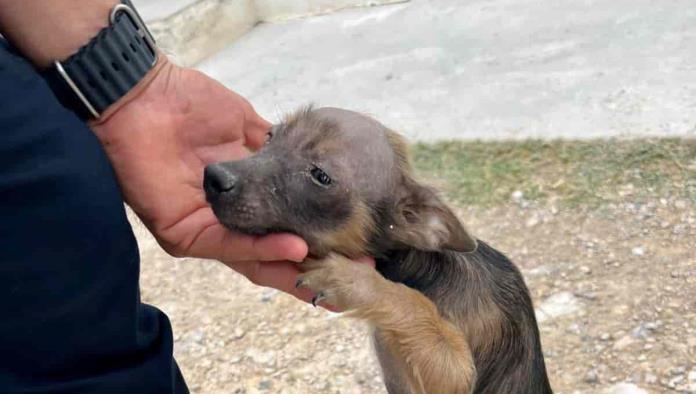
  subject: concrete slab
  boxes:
[131,0,199,22]
[254,0,408,21]
[198,0,696,140]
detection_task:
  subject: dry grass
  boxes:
[411,138,696,207]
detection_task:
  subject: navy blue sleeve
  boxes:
[0,40,188,394]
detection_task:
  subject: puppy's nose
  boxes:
[204,164,239,195]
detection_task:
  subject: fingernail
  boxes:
[311,292,325,307]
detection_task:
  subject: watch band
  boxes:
[47,0,157,120]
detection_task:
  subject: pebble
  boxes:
[525,215,540,228]
[234,327,246,339]
[258,379,272,391]
[644,373,657,384]
[631,247,645,256]
[535,292,583,323]
[603,382,649,394]
[585,369,600,384]
[190,329,205,344]
[511,190,524,201]
[613,335,635,350]
[688,370,696,382]
[631,322,658,339]
[245,348,277,367]
[666,375,684,388]
[671,366,687,375]
[260,289,279,302]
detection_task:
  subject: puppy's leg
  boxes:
[297,254,476,394]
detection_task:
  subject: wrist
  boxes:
[91,53,174,127]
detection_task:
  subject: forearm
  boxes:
[0,0,118,68]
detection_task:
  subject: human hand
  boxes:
[91,56,317,300]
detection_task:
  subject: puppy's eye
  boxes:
[310,166,332,187]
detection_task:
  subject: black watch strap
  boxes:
[45,0,157,120]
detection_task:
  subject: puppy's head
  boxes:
[204,107,476,258]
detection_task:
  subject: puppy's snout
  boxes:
[204,164,239,197]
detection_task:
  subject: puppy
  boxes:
[204,107,553,394]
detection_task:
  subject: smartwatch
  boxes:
[45,0,157,120]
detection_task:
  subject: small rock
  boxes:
[671,366,687,375]
[535,292,583,323]
[566,323,582,335]
[585,369,600,384]
[631,246,645,256]
[228,355,242,364]
[525,215,540,228]
[688,370,696,382]
[527,265,554,276]
[600,333,611,341]
[260,289,279,302]
[190,329,205,344]
[631,322,658,339]
[603,382,649,394]
[234,327,245,339]
[258,379,272,391]
[511,190,524,201]
[575,291,598,301]
[312,381,331,390]
[245,348,277,367]
[644,373,657,384]
[667,375,684,387]
[580,266,592,275]
[613,335,635,350]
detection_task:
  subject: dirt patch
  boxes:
[134,139,695,393]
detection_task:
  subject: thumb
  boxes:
[244,107,272,151]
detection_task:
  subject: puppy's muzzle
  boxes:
[204,163,240,200]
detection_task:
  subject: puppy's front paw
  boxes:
[296,253,381,311]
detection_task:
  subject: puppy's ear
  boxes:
[389,180,477,253]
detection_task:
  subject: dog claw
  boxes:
[312,292,326,307]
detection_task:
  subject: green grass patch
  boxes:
[411,138,696,206]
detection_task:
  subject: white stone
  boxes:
[631,247,645,256]
[603,383,649,394]
[535,292,583,323]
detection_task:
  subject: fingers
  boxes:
[225,260,316,304]
[243,107,273,151]
[220,230,308,263]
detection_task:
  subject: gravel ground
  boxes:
[131,190,695,394]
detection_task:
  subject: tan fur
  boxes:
[456,297,505,357]
[315,201,375,258]
[298,254,476,393]
[300,130,481,393]
[386,130,412,172]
